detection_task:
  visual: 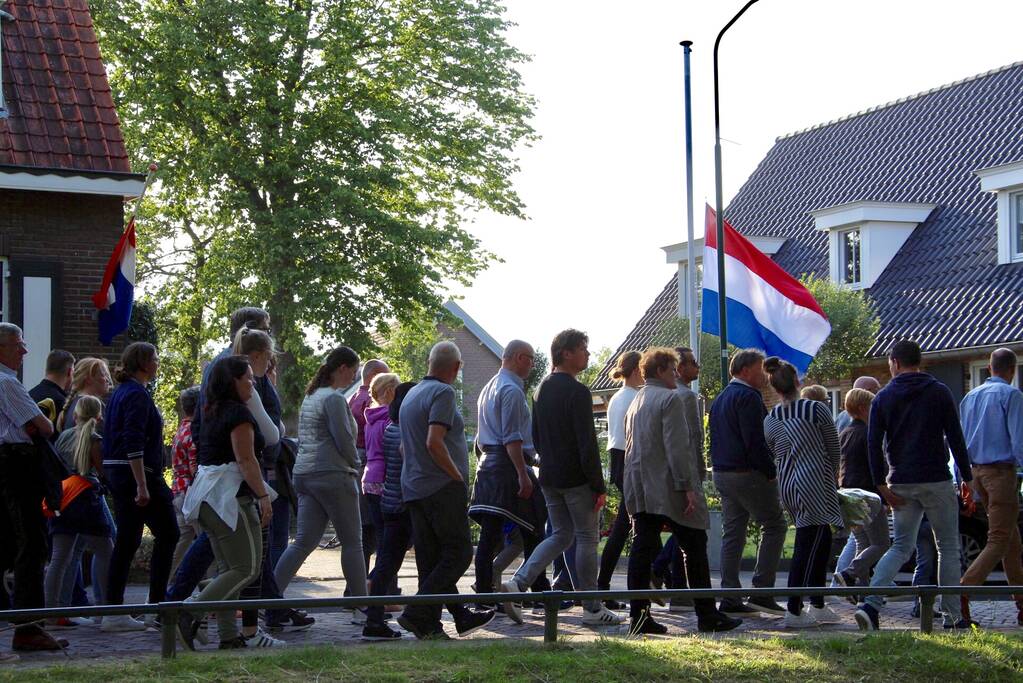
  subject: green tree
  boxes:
[649,318,724,400]
[578,346,612,388]
[378,306,462,383]
[524,348,549,399]
[93,0,536,415]
[800,275,879,383]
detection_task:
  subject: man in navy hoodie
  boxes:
[854,340,974,630]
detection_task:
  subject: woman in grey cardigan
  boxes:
[623,347,741,635]
[273,347,367,611]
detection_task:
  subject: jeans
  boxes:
[913,519,937,585]
[513,483,600,612]
[45,533,112,608]
[268,494,291,570]
[60,498,116,606]
[275,472,366,595]
[0,445,49,617]
[402,481,474,627]
[366,511,413,625]
[787,525,832,615]
[171,493,202,577]
[628,513,715,620]
[165,532,214,602]
[865,481,962,623]
[846,505,890,584]
[475,516,550,597]
[712,470,787,604]
[597,492,632,590]
[106,470,179,605]
[652,536,687,589]
[191,499,262,643]
[961,464,1023,602]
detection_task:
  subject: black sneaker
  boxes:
[361,622,402,641]
[943,618,979,631]
[719,601,758,616]
[266,609,315,633]
[910,601,921,619]
[603,598,625,610]
[854,603,879,631]
[832,570,859,605]
[628,611,668,636]
[746,596,786,615]
[176,612,198,652]
[455,609,496,637]
[698,612,743,633]
[397,614,447,640]
[218,636,247,649]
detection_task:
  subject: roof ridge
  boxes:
[776,60,1023,142]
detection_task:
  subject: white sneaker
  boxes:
[100,614,147,632]
[500,580,523,625]
[784,611,818,629]
[68,616,94,627]
[350,608,367,625]
[244,628,287,648]
[582,605,624,626]
[807,605,841,624]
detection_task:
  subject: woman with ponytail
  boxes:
[274,347,368,613]
[58,357,113,432]
[762,356,844,628]
[45,396,113,621]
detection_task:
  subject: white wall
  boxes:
[22,276,51,387]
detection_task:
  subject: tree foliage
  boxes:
[377,306,462,383]
[578,346,612,389]
[648,318,724,400]
[800,275,880,383]
[92,0,536,415]
[524,348,549,399]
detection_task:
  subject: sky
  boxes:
[447,0,1023,357]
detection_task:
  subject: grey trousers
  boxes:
[45,533,112,608]
[512,483,600,612]
[274,471,367,597]
[712,470,787,601]
[847,504,891,584]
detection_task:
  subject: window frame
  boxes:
[826,388,842,418]
[0,257,7,323]
[838,227,863,287]
[969,359,1021,390]
[1011,189,1023,262]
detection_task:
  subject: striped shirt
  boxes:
[764,399,843,528]
[0,363,43,445]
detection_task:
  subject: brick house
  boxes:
[593,62,1023,410]
[0,0,143,384]
[441,300,503,432]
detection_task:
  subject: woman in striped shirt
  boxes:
[763,357,844,628]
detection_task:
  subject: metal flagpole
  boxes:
[713,0,761,387]
[124,162,160,234]
[680,40,699,395]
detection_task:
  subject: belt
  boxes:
[714,467,753,473]
[481,444,537,467]
[973,461,1016,470]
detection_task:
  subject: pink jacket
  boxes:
[362,404,391,484]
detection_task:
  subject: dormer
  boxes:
[975,160,1023,265]
[810,201,935,289]
[662,234,786,319]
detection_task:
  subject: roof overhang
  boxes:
[661,234,787,264]
[810,200,936,231]
[0,165,146,198]
[975,159,1023,192]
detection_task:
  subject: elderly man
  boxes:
[501,329,622,627]
[959,348,1023,626]
[709,348,788,616]
[469,340,549,618]
[835,376,882,433]
[0,323,65,655]
[397,341,495,639]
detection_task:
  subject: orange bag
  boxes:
[41,474,94,518]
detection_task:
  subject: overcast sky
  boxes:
[447,0,1023,358]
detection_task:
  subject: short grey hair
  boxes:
[728,348,765,377]
[0,323,23,345]
[362,358,390,383]
[503,339,533,360]
[428,341,462,372]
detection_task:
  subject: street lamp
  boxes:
[713,0,761,386]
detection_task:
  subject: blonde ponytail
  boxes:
[70,396,103,475]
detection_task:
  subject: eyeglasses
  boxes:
[0,341,28,350]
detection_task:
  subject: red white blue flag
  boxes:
[701,205,830,374]
[92,218,136,345]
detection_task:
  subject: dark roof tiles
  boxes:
[0,0,131,172]
[592,62,1023,392]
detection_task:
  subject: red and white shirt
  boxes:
[171,419,198,496]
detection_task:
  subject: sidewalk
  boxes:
[6,545,1020,668]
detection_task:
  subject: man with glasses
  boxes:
[0,323,66,655]
[469,340,549,618]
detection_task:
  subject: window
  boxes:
[827,388,842,418]
[0,257,7,322]
[839,229,862,285]
[969,359,1021,390]
[1013,190,1023,260]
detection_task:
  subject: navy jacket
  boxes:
[103,379,164,475]
[709,380,775,479]
[867,372,972,486]
[381,422,405,515]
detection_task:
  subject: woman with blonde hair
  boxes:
[46,396,113,621]
[363,372,400,538]
[58,357,113,431]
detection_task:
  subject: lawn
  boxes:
[6,632,1021,682]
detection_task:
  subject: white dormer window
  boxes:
[839,228,862,286]
[975,160,1023,265]
[810,201,936,289]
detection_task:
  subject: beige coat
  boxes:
[623,379,709,529]
[676,383,706,478]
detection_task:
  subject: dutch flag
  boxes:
[701,205,830,374]
[92,218,136,345]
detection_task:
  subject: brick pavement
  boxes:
[5,546,1020,668]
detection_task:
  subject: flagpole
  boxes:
[680,40,699,395]
[713,0,760,387]
[124,162,159,233]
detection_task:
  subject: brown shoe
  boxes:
[960,595,972,624]
[12,625,68,652]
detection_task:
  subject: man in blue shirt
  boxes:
[959,348,1023,626]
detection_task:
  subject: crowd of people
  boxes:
[0,309,1021,659]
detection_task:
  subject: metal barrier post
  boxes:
[160,605,178,659]
[542,591,561,644]
[919,587,935,634]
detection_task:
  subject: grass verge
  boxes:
[5,631,1022,682]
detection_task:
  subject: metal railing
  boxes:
[0,584,1019,659]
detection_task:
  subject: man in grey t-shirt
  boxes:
[397,341,493,639]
